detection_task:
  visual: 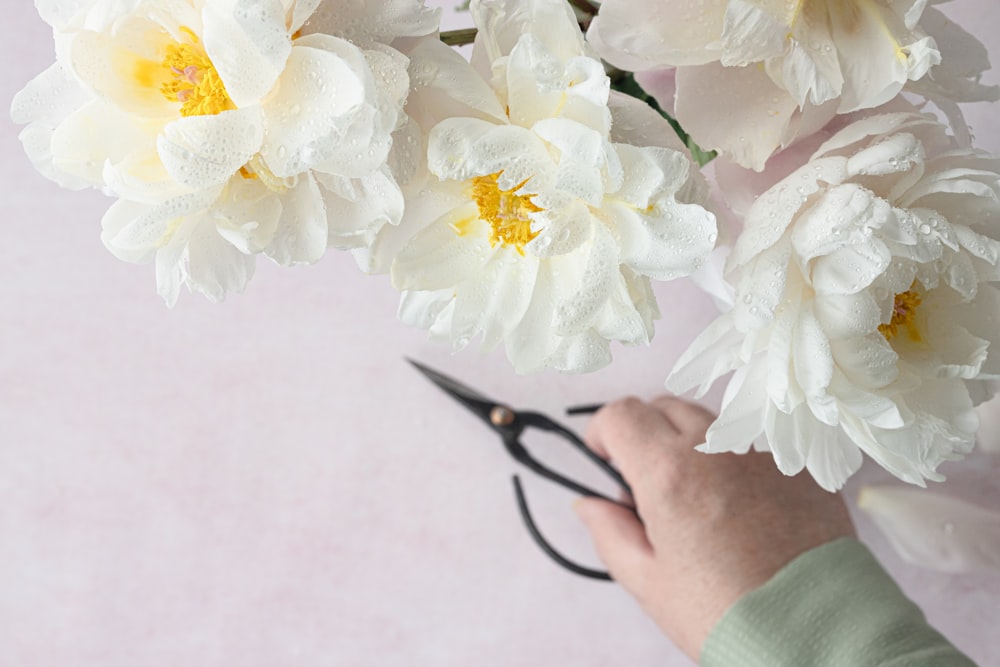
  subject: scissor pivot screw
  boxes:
[490,406,515,426]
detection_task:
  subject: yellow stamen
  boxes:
[469,172,543,255]
[879,286,922,342]
[239,154,288,194]
[159,28,235,116]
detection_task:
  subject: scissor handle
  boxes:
[513,411,632,503]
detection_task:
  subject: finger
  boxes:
[650,395,716,439]
[584,396,679,483]
[574,497,654,593]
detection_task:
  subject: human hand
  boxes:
[574,396,856,660]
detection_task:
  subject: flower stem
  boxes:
[567,0,600,18]
[440,28,478,46]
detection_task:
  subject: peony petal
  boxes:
[611,146,718,281]
[831,334,900,390]
[504,37,611,134]
[831,2,939,112]
[101,186,223,260]
[804,425,862,492]
[720,0,789,67]
[793,301,834,397]
[428,119,553,190]
[586,0,726,71]
[159,213,256,305]
[668,313,748,398]
[391,203,491,291]
[158,107,264,189]
[545,330,614,374]
[507,262,559,373]
[451,250,538,351]
[674,62,800,171]
[771,17,842,106]
[404,36,507,129]
[260,37,372,178]
[471,0,583,67]
[211,177,281,254]
[607,88,686,153]
[47,99,156,190]
[532,118,612,206]
[858,485,1000,573]
[317,167,404,249]
[266,173,329,265]
[202,0,292,108]
[764,405,808,476]
[551,224,617,336]
[303,0,440,46]
[701,361,768,454]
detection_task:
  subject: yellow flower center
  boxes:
[879,287,922,342]
[470,172,543,255]
[160,28,235,117]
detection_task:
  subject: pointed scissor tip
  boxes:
[404,358,497,408]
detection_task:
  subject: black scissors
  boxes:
[408,359,635,580]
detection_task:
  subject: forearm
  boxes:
[700,538,975,667]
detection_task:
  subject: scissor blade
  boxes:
[406,358,498,410]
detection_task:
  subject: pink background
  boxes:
[2,2,999,665]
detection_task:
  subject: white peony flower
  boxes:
[35,0,143,31]
[12,0,438,304]
[384,0,718,374]
[589,0,995,170]
[668,109,1000,490]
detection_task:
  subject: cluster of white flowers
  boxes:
[14,0,439,304]
[12,0,1000,502]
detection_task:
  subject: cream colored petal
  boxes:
[451,249,539,351]
[317,167,404,249]
[158,107,264,189]
[404,36,507,131]
[391,203,491,291]
[701,361,768,454]
[858,485,1000,573]
[472,0,583,67]
[265,173,329,265]
[12,63,99,190]
[831,1,939,112]
[674,62,800,171]
[303,0,440,47]
[587,0,726,71]
[261,38,371,178]
[69,26,178,118]
[157,213,257,305]
[202,0,291,108]
[667,313,747,398]
[720,0,789,67]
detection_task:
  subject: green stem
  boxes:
[440,28,478,46]
[567,0,600,18]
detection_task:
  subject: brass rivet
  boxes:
[490,406,515,427]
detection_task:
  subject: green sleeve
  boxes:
[700,538,976,667]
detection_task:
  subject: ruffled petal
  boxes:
[158,107,264,189]
[303,0,440,46]
[587,0,726,71]
[260,36,373,178]
[391,203,491,291]
[675,61,804,171]
[265,172,329,265]
[201,0,292,107]
[317,167,404,249]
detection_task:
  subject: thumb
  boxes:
[574,497,654,592]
